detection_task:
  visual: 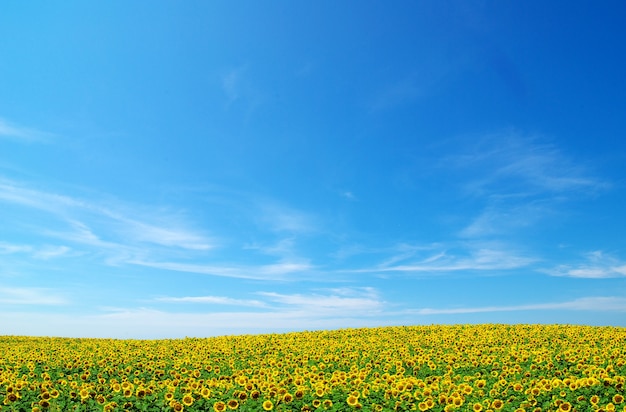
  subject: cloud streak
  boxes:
[129,259,314,281]
[0,178,216,261]
[545,251,626,278]
[352,243,535,275]
[0,287,67,305]
[410,296,626,315]
[0,118,50,142]
[447,133,606,197]
[155,295,267,307]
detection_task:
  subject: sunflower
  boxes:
[614,395,624,404]
[347,395,359,407]
[213,401,227,412]
[39,400,50,408]
[227,399,239,410]
[473,403,483,412]
[283,393,294,403]
[262,400,273,411]
[591,395,600,405]
[492,399,504,410]
[182,394,194,407]
[559,402,572,411]
[322,399,333,409]
[172,401,184,412]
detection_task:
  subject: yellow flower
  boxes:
[559,402,572,411]
[213,401,227,412]
[182,394,194,407]
[227,399,239,410]
[262,400,273,411]
[347,395,359,407]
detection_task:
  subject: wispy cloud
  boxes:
[354,243,535,275]
[0,242,72,260]
[221,67,245,106]
[0,179,216,262]
[0,242,33,254]
[257,201,317,233]
[259,287,383,314]
[545,251,626,278]
[447,132,607,197]
[0,287,67,305]
[459,201,549,238]
[443,132,609,240]
[32,245,72,260]
[340,191,357,201]
[0,118,50,142]
[155,295,266,307]
[129,259,314,281]
[410,296,626,315]
[0,287,385,338]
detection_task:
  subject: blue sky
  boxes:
[1,1,626,338]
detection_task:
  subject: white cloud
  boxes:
[459,202,548,238]
[0,287,385,337]
[128,259,313,280]
[0,242,33,254]
[155,295,266,307]
[0,178,216,260]
[259,287,383,314]
[545,251,626,278]
[448,133,606,196]
[0,287,67,305]
[0,118,50,142]
[221,67,245,105]
[356,243,535,274]
[258,201,316,233]
[410,296,626,315]
[340,191,357,200]
[32,245,71,260]
[0,242,71,260]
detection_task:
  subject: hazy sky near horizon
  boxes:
[1,1,626,338]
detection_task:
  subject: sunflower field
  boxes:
[1,324,625,412]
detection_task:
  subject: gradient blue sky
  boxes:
[2,1,626,338]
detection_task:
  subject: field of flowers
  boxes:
[1,324,625,412]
